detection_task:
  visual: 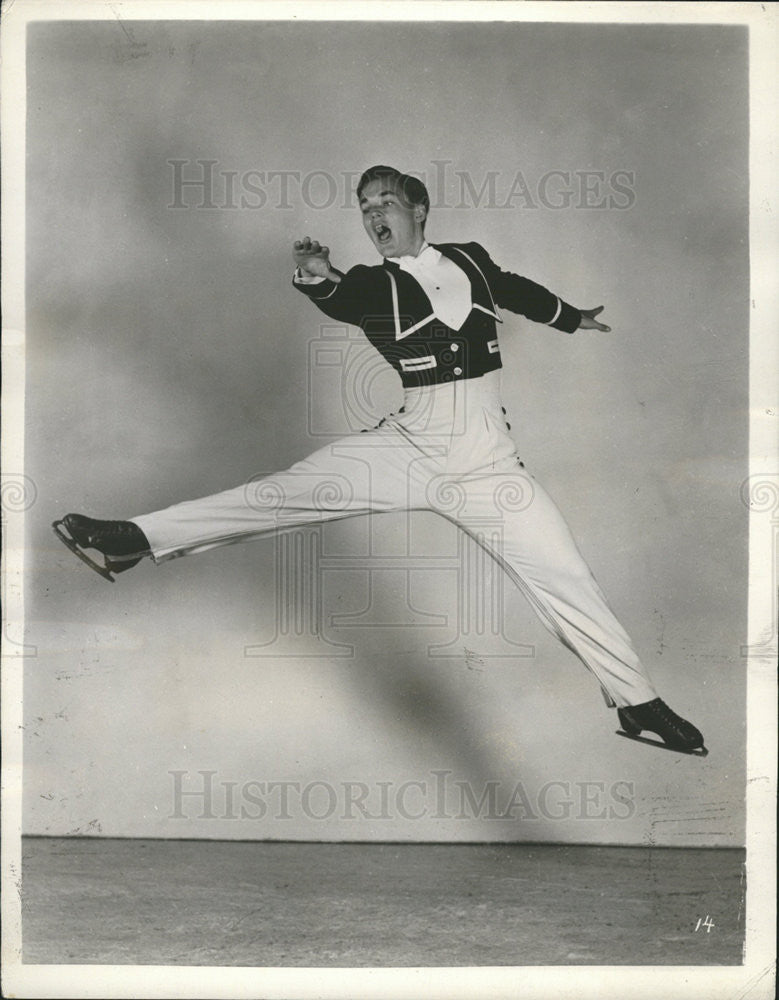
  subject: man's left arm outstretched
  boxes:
[465,241,612,334]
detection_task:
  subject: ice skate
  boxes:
[52,514,150,583]
[617,698,707,756]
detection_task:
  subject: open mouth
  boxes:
[374,224,392,244]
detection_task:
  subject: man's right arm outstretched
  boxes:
[293,236,342,284]
[291,237,379,326]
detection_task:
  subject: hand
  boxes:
[293,236,334,279]
[577,306,611,332]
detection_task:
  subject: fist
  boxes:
[293,236,332,279]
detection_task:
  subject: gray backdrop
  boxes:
[25,20,747,844]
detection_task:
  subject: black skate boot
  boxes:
[617,698,707,756]
[53,513,151,583]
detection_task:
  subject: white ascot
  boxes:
[390,243,473,331]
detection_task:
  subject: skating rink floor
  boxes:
[22,838,744,967]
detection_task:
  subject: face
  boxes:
[359,178,426,258]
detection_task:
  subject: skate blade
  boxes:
[616,730,708,757]
[52,520,116,583]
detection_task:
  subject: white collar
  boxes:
[388,241,439,267]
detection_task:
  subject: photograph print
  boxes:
[2,3,776,999]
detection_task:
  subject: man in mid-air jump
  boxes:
[54,164,706,754]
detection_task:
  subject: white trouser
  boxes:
[132,371,657,708]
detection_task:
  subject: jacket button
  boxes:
[453,366,463,376]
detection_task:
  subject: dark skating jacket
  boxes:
[293,241,581,388]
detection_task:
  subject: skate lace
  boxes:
[652,700,687,731]
[655,700,675,719]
